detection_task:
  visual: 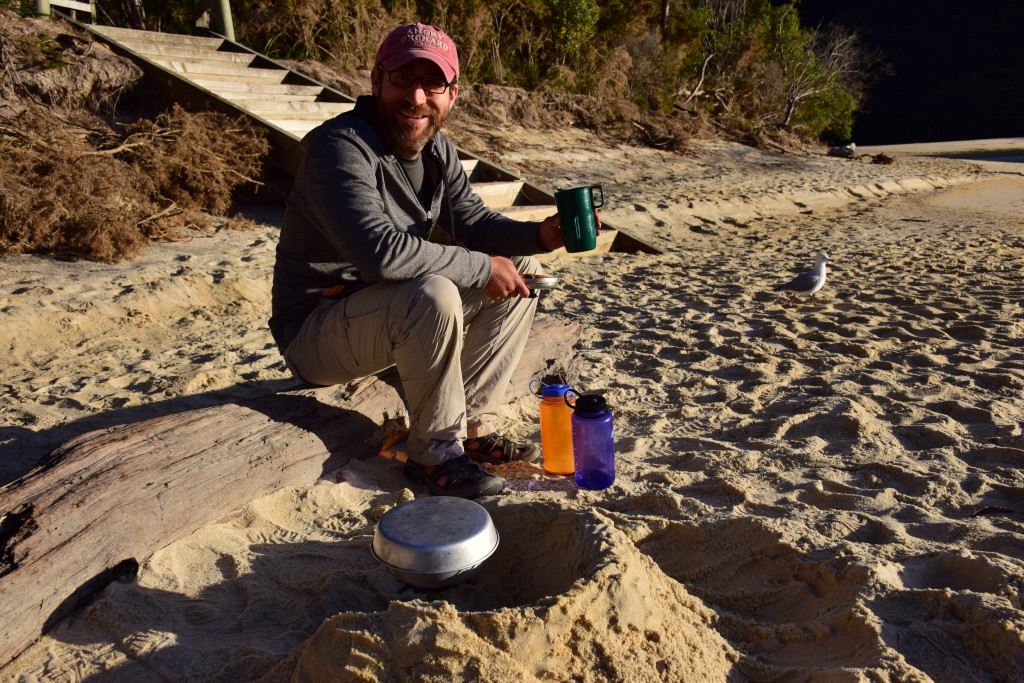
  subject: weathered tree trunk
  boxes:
[120,0,145,30]
[0,315,581,668]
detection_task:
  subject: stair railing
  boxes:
[35,0,96,23]
[35,0,234,42]
[193,0,235,41]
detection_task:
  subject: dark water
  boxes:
[797,1,1024,146]
[945,152,1024,164]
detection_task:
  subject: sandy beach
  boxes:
[2,124,1024,680]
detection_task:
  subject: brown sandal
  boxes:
[464,434,540,465]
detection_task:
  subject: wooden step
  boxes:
[268,119,328,137]
[254,109,348,121]
[151,59,287,83]
[536,228,619,261]
[147,53,260,69]
[112,40,254,64]
[240,101,355,115]
[189,79,325,97]
[460,159,479,177]
[473,180,525,208]
[227,94,322,106]
[91,25,225,48]
[500,205,557,221]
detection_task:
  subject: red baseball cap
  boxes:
[375,23,459,82]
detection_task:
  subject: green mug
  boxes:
[554,184,604,252]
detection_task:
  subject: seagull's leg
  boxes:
[787,293,796,306]
[810,295,818,305]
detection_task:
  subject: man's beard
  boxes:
[378,102,449,158]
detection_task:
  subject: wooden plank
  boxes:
[153,60,286,82]
[188,79,324,96]
[50,0,92,12]
[537,228,619,261]
[90,25,225,48]
[272,120,329,138]
[473,180,525,208]
[261,111,344,121]
[149,53,259,68]
[501,204,557,222]
[0,316,581,668]
[174,71,286,85]
[242,101,355,114]
[224,95,322,105]
[115,41,255,63]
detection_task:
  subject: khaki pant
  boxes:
[283,255,541,466]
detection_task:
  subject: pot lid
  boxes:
[372,496,498,574]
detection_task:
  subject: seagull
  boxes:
[773,252,830,305]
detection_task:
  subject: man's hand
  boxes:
[485,256,530,301]
[538,214,563,251]
[538,210,602,251]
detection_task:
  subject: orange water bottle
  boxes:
[530,380,575,475]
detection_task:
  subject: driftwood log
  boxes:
[0,314,581,668]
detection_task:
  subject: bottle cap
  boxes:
[541,383,572,398]
[573,394,607,416]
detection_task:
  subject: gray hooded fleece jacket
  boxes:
[269,95,546,351]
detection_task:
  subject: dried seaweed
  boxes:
[0,102,268,261]
[0,10,269,262]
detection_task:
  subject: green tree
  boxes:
[649,0,866,140]
[548,0,599,62]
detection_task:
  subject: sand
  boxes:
[2,128,1024,680]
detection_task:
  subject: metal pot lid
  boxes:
[371,496,498,574]
[523,275,560,289]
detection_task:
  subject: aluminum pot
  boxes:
[523,274,560,290]
[371,496,499,590]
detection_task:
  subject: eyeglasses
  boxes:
[380,67,455,95]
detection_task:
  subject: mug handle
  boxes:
[589,185,604,209]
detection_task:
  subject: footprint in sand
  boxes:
[892,422,962,451]
[634,518,885,672]
[961,445,1024,469]
[899,552,1013,594]
[866,554,1024,680]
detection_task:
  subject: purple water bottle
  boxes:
[566,393,615,490]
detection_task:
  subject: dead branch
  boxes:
[227,167,264,187]
[74,137,151,160]
[136,202,183,227]
[0,121,62,154]
[680,52,717,105]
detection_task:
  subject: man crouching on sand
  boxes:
[269,23,582,498]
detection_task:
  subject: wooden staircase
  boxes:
[81,23,644,257]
